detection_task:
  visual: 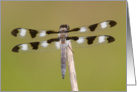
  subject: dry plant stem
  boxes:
[67,42,78,91]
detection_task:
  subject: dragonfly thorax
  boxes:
[59,24,69,39]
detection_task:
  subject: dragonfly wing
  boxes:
[12,38,61,53]
[11,28,59,39]
[66,35,115,48]
[68,20,117,35]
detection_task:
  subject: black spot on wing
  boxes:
[106,36,115,43]
[47,38,60,43]
[107,20,117,27]
[12,45,20,52]
[30,42,40,50]
[86,36,96,45]
[66,37,79,41]
[88,24,98,31]
[68,28,80,32]
[46,30,59,34]
[29,29,38,38]
[11,28,19,37]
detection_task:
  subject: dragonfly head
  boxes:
[59,24,70,31]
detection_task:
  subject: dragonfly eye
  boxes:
[60,24,70,30]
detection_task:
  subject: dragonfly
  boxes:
[11,20,117,79]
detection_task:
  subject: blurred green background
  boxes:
[1,1,126,91]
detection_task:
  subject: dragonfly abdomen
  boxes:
[61,43,67,79]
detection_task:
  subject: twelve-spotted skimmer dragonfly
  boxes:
[11,20,116,79]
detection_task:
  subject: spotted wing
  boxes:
[68,20,117,35]
[66,35,115,48]
[11,28,59,39]
[12,38,61,53]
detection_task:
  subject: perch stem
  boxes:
[67,42,78,91]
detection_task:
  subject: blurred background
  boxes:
[1,1,126,91]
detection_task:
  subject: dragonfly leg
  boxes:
[68,45,74,54]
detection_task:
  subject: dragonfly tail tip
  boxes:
[62,74,65,79]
